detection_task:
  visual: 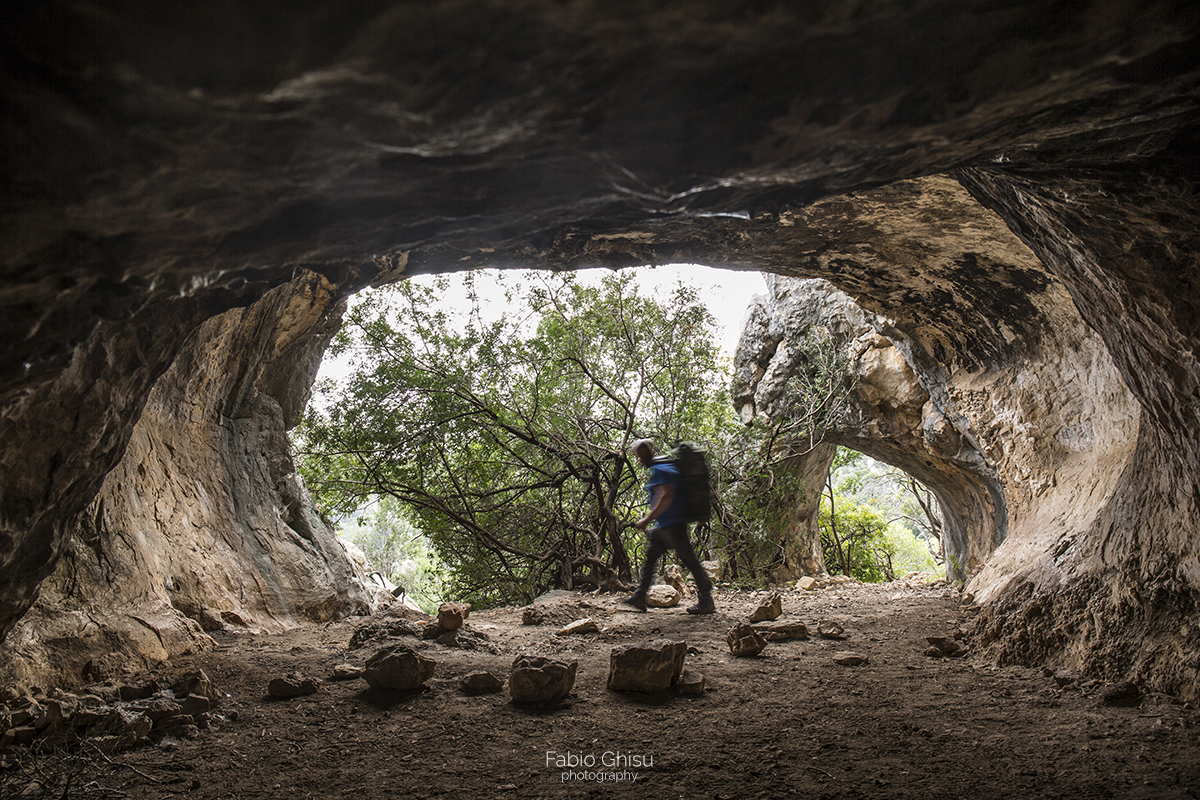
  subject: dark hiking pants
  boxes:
[634,522,713,599]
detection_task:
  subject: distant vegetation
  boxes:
[294,271,943,606]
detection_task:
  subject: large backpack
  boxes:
[669,441,712,524]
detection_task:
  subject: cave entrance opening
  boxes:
[816,446,946,585]
[299,264,780,607]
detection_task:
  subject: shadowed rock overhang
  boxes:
[1,1,1199,695]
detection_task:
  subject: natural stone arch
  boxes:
[1,2,1198,699]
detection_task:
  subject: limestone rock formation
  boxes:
[0,274,384,686]
[0,2,1197,701]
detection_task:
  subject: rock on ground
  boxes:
[606,640,686,693]
[749,593,783,622]
[508,656,577,705]
[646,584,681,608]
[362,645,437,691]
[727,624,768,658]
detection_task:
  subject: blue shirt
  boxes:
[646,460,686,527]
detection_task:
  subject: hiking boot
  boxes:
[686,598,716,615]
[622,593,648,612]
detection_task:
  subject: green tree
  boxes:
[295,271,729,606]
[819,448,897,582]
[337,497,448,613]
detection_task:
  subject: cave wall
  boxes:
[2,2,1199,694]
[0,272,385,686]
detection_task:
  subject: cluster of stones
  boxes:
[924,636,969,659]
[725,593,866,667]
[0,672,220,753]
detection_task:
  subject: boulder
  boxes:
[749,593,783,622]
[727,624,768,658]
[607,640,687,693]
[362,645,437,691]
[756,621,809,641]
[646,584,681,608]
[797,576,818,591]
[508,656,577,704]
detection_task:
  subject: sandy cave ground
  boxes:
[11,580,1200,799]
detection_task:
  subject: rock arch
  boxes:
[1,2,1198,696]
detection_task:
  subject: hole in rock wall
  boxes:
[817,448,946,586]
[296,265,770,609]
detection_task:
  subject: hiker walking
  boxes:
[623,439,716,615]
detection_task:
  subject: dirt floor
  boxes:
[9,578,1200,799]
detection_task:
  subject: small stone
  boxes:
[758,621,808,641]
[678,669,705,696]
[154,714,196,731]
[461,671,505,696]
[797,576,817,591]
[1052,668,1079,687]
[749,593,783,623]
[362,645,437,691]
[438,602,471,631]
[509,656,577,704]
[663,565,689,596]
[726,624,768,658]
[267,673,319,698]
[923,646,945,658]
[925,636,964,656]
[521,607,545,626]
[607,640,687,693]
[172,671,219,701]
[833,651,868,666]
[557,618,599,636]
[700,560,722,580]
[71,707,110,728]
[646,584,681,608]
[817,621,846,639]
[329,664,364,681]
[176,694,211,717]
[1100,681,1141,708]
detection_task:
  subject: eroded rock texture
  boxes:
[2,2,1199,695]
[0,273,385,685]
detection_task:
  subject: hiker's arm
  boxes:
[636,483,676,530]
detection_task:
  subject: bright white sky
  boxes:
[316,264,767,383]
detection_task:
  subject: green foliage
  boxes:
[885,523,939,575]
[338,497,448,613]
[294,270,730,607]
[818,492,896,582]
[829,448,946,571]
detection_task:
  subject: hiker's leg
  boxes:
[635,527,672,596]
[669,523,713,599]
